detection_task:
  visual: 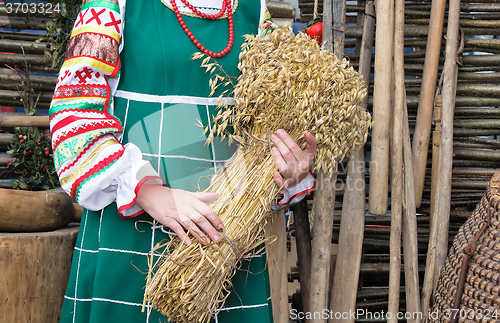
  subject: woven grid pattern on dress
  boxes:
[431,173,500,322]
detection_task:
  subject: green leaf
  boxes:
[19,182,27,189]
[42,184,49,190]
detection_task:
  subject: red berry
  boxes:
[41,167,46,172]
[19,139,24,143]
[44,151,49,156]
[18,135,23,139]
[37,139,41,144]
[5,160,11,166]
[43,134,47,138]
[25,187,30,191]
[306,21,323,45]
[28,150,32,154]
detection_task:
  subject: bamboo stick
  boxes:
[412,0,446,208]
[291,201,312,316]
[368,0,393,215]
[308,0,340,320]
[433,0,461,293]
[402,102,422,323]
[387,0,404,320]
[329,1,373,320]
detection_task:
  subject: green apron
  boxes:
[59,1,273,322]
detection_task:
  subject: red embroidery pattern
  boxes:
[75,67,94,83]
[59,70,72,84]
[71,149,124,200]
[104,11,121,33]
[75,8,89,28]
[53,84,108,100]
[87,8,106,25]
[53,119,120,149]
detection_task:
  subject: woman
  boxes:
[50,0,316,322]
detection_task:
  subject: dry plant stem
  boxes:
[433,0,461,292]
[388,0,404,320]
[329,1,374,321]
[368,0,394,215]
[146,147,280,323]
[421,94,442,323]
[402,100,422,323]
[412,0,446,208]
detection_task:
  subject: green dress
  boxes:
[58,0,273,322]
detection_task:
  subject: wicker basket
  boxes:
[431,173,500,323]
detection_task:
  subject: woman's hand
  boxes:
[136,182,223,246]
[270,129,317,188]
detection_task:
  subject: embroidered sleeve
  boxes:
[49,0,162,217]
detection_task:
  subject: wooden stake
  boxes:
[434,0,461,292]
[265,211,289,323]
[0,115,49,128]
[308,1,339,319]
[402,101,422,323]
[329,2,374,321]
[388,0,404,320]
[421,93,442,323]
[368,0,394,215]
[412,0,446,208]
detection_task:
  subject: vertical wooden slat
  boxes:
[308,0,338,321]
[421,94,443,322]
[388,0,404,320]
[368,0,394,215]
[412,0,447,208]
[328,1,374,321]
[402,101,422,323]
[434,0,461,289]
[265,211,289,323]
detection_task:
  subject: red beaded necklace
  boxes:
[170,0,234,58]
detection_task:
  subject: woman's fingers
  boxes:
[192,192,219,203]
[191,192,224,231]
[162,217,193,245]
[304,132,317,161]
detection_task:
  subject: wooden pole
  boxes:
[0,115,49,128]
[387,0,404,320]
[329,2,374,321]
[265,211,289,323]
[421,93,442,323]
[402,100,422,323]
[308,1,339,319]
[368,0,394,215]
[412,0,446,208]
[434,0,461,291]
